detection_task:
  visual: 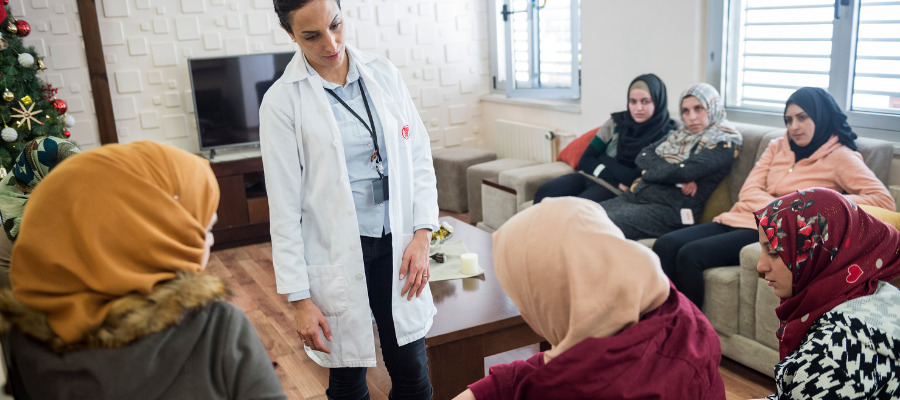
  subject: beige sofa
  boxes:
[477,121,895,377]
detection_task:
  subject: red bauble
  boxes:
[14,20,30,37]
[53,99,67,115]
[63,130,71,138]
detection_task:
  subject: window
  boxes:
[488,0,581,99]
[709,0,900,133]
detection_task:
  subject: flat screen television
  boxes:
[188,52,294,154]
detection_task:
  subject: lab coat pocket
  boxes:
[307,264,348,317]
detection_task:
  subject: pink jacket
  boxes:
[714,134,895,230]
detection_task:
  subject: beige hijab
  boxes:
[492,197,670,362]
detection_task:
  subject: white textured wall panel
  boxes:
[140,110,160,129]
[115,70,142,93]
[163,114,187,138]
[113,97,137,120]
[127,37,148,56]
[48,43,81,69]
[151,42,178,67]
[25,0,488,152]
[101,0,128,17]
[180,0,204,14]
[175,17,200,40]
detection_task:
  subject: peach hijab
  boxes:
[492,197,670,362]
[10,141,219,344]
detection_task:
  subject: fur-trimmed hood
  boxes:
[0,272,229,353]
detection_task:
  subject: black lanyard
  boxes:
[325,84,383,177]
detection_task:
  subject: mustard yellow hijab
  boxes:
[492,197,670,362]
[10,141,219,344]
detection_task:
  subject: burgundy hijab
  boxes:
[754,188,900,359]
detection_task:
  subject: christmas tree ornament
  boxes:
[18,53,34,68]
[63,129,71,138]
[14,20,30,37]
[10,101,44,130]
[0,167,6,179]
[20,95,32,106]
[64,114,75,127]
[52,98,67,114]
[0,38,8,51]
[1,127,17,142]
[2,89,13,102]
[37,59,46,71]
[5,22,15,35]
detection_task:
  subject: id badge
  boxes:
[372,175,389,204]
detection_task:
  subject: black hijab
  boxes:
[786,87,857,161]
[611,74,678,168]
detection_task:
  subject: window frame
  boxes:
[707,0,900,137]
[487,0,581,100]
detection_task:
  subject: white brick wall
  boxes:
[20,0,489,153]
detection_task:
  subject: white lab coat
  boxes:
[258,45,439,368]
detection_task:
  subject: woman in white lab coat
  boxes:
[260,0,439,398]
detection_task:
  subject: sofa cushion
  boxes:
[480,183,518,232]
[467,158,540,224]
[432,147,497,213]
[556,128,599,170]
[855,137,894,187]
[498,161,575,208]
[754,278,782,351]
[739,242,762,337]
[702,266,740,336]
[726,123,784,202]
[700,177,732,224]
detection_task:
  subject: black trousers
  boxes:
[652,222,759,308]
[326,233,432,400]
[533,172,617,204]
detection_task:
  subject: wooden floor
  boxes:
[207,211,776,399]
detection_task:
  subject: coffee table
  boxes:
[425,216,546,400]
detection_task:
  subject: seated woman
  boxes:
[0,136,80,288]
[754,188,900,398]
[0,142,286,399]
[652,87,894,308]
[454,197,725,400]
[599,82,741,240]
[533,74,676,203]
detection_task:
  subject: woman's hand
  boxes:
[400,228,432,300]
[618,183,630,192]
[292,298,332,353]
[680,181,698,197]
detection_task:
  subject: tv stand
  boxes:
[208,148,216,160]
[210,156,269,250]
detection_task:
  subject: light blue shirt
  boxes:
[289,54,431,302]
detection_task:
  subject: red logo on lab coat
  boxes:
[401,125,410,140]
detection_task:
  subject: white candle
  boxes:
[460,253,478,275]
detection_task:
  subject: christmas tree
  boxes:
[0,1,73,174]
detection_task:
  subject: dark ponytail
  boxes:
[274,0,342,34]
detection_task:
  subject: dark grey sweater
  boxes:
[6,302,286,400]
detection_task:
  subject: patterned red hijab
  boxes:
[753,188,900,359]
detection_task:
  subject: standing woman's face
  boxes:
[628,88,655,124]
[784,103,816,147]
[680,96,710,134]
[284,0,345,72]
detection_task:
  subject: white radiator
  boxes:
[493,120,574,163]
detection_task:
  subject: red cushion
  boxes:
[556,127,600,170]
